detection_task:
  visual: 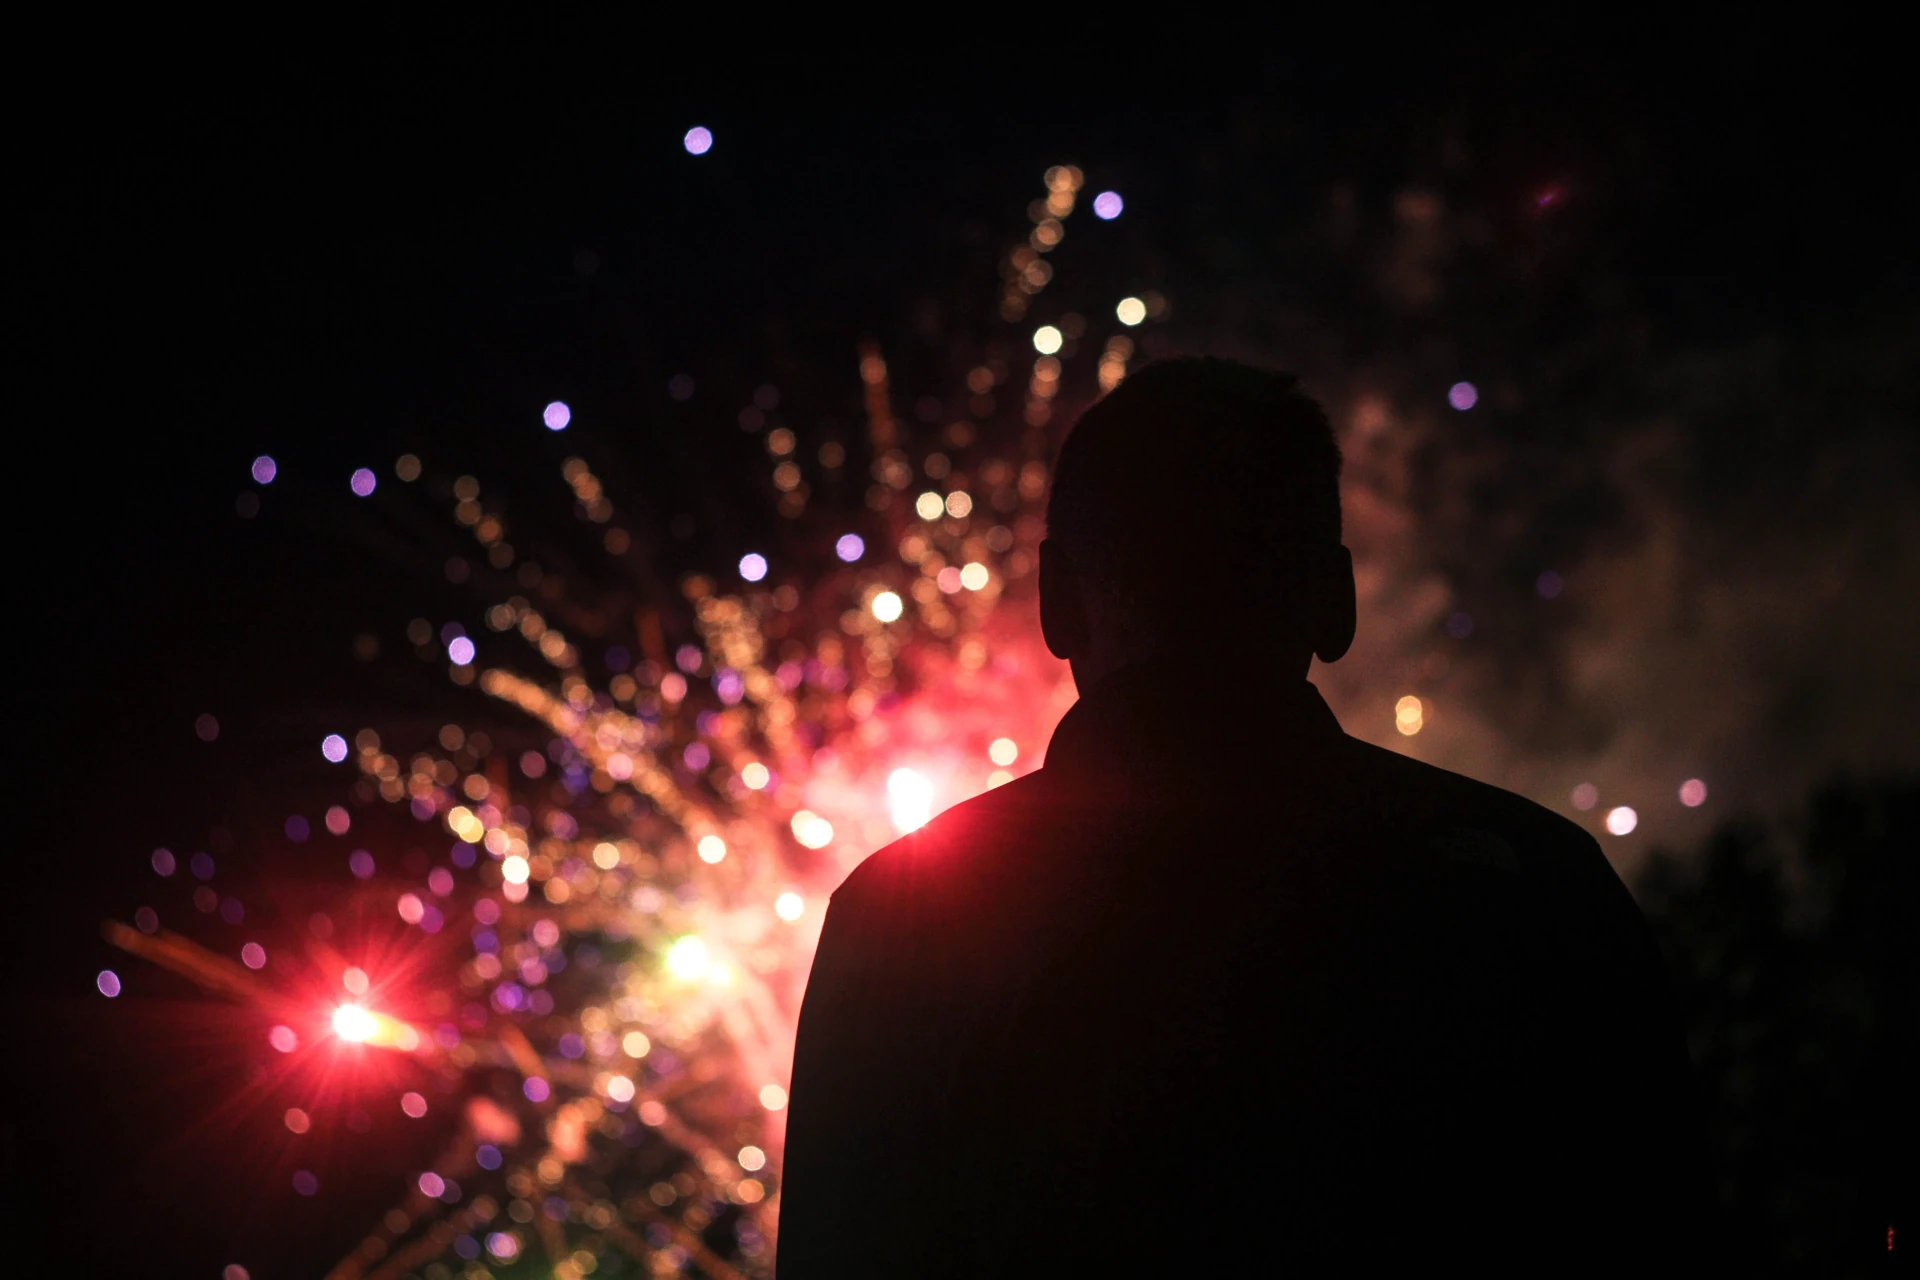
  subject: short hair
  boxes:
[1045,357,1342,631]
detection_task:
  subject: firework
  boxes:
[108,167,1109,1280]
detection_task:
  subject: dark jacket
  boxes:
[778,661,1710,1275]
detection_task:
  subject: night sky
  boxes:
[13,34,1916,1276]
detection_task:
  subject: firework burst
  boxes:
[107,167,1114,1280]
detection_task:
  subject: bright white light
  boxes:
[1115,296,1146,326]
[1032,325,1063,355]
[321,734,348,763]
[697,835,727,864]
[835,533,865,562]
[914,491,945,521]
[870,591,903,623]
[741,761,770,790]
[1605,806,1639,836]
[888,767,933,832]
[543,401,571,430]
[333,1004,376,1042]
[606,1075,636,1102]
[739,552,768,582]
[774,891,805,921]
[666,935,710,980]
[684,126,713,155]
[989,737,1018,766]
[790,810,834,848]
[959,561,989,590]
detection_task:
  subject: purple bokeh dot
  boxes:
[543,401,571,430]
[683,126,713,155]
[251,456,277,485]
[321,733,348,763]
[97,969,122,997]
[1448,381,1479,411]
[1092,191,1123,220]
[349,468,377,496]
[835,533,865,562]
[447,636,476,666]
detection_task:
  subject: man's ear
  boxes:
[1038,539,1089,662]
[1311,544,1357,664]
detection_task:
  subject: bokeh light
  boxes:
[739,552,768,582]
[1395,695,1425,736]
[543,400,571,430]
[1679,778,1708,807]
[447,636,475,666]
[96,969,121,997]
[401,1091,428,1118]
[1448,381,1479,410]
[789,811,833,849]
[1092,190,1123,219]
[1605,806,1639,836]
[683,126,713,155]
[835,532,865,562]
[321,733,348,763]
[350,468,377,497]
[871,590,903,622]
[1115,296,1146,325]
[1571,782,1599,811]
[1032,325,1063,354]
[989,737,1018,766]
[251,456,277,485]
[268,1025,298,1053]
[774,891,805,921]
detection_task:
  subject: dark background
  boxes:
[10,30,1915,1276]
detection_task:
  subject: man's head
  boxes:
[1041,356,1355,690]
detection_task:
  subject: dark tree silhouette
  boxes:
[1635,778,1917,1274]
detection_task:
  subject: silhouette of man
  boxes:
[778,358,1709,1275]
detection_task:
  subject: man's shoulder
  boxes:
[829,770,1053,914]
[1337,734,1611,883]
